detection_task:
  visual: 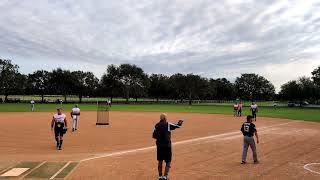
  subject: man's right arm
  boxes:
[152,126,158,139]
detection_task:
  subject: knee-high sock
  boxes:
[59,140,63,148]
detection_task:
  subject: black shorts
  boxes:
[157,146,172,163]
[252,111,257,116]
[54,123,64,137]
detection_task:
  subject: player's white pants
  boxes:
[72,115,79,130]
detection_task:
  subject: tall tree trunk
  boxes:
[5,94,8,102]
[64,94,67,103]
[41,93,44,103]
[135,97,138,102]
[189,92,192,105]
[125,87,129,104]
[79,94,82,103]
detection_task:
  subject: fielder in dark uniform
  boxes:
[51,108,68,150]
[153,113,183,180]
[241,115,259,164]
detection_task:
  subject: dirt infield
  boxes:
[0,111,319,179]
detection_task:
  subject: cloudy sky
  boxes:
[0,0,320,91]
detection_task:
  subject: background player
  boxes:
[152,113,184,180]
[51,108,68,150]
[250,102,258,121]
[233,102,238,117]
[107,99,112,107]
[70,104,80,132]
[240,115,259,164]
[30,100,35,112]
[237,101,243,117]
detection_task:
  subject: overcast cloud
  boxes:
[0,0,320,91]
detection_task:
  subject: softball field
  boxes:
[0,111,319,179]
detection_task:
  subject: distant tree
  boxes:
[148,74,170,102]
[280,77,318,103]
[0,59,23,102]
[72,71,99,103]
[131,74,150,102]
[10,73,27,97]
[185,74,207,105]
[118,64,147,103]
[27,70,50,102]
[214,78,235,100]
[199,79,216,100]
[235,73,275,100]
[298,77,318,102]
[312,66,320,87]
[49,68,75,102]
[168,73,187,102]
[100,64,122,102]
[279,80,302,101]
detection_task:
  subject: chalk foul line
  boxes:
[80,122,294,162]
[304,163,320,175]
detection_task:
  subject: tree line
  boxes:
[279,66,320,104]
[1,59,319,104]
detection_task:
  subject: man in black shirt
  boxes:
[240,115,259,164]
[153,113,183,180]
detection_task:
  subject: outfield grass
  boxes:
[0,103,319,122]
[0,95,287,106]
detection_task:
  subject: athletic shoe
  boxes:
[58,147,62,150]
[158,176,163,180]
[254,161,259,164]
[72,128,75,132]
[163,176,169,180]
[241,161,246,164]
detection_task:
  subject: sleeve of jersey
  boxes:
[169,123,180,131]
[253,124,257,132]
[152,126,158,139]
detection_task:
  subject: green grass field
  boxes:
[0,95,287,106]
[0,103,319,122]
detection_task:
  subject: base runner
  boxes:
[51,108,68,150]
[237,102,243,117]
[250,102,258,121]
[152,113,184,180]
[70,104,80,132]
[240,115,259,164]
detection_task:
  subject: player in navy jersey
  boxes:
[240,115,259,164]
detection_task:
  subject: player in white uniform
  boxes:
[30,100,35,112]
[51,108,68,150]
[250,102,258,121]
[107,99,112,107]
[70,105,80,132]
